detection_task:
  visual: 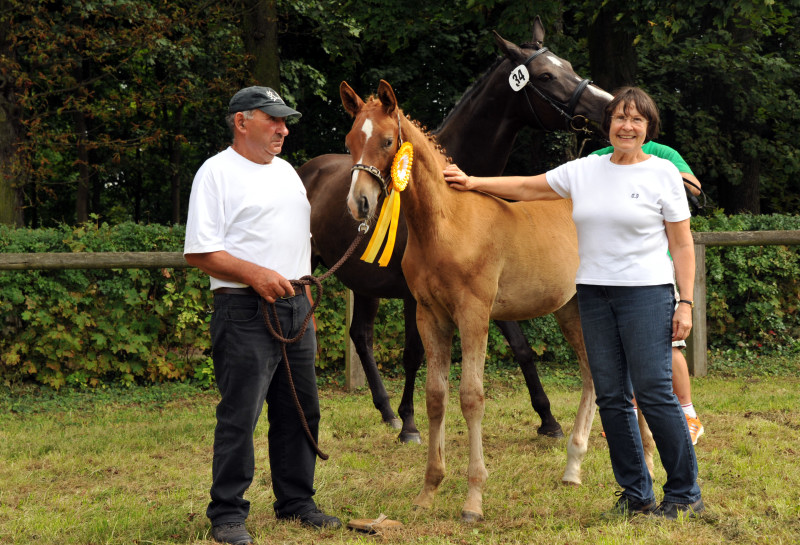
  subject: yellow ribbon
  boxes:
[361,189,397,264]
[360,142,413,267]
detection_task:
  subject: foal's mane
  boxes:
[393,105,453,229]
[397,107,449,171]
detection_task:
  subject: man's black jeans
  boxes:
[206,291,320,525]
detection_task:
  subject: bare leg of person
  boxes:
[672,347,703,445]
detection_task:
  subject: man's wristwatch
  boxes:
[678,299,694,308]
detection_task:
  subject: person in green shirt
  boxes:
[591,141,704,445]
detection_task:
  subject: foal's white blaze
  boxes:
[350,118,374,186]
[347,118,382,220]
[359,119,374,154]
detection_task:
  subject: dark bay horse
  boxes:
[340,79,654,521]
[299,18,611,445]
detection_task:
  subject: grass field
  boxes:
[1,355,799,544]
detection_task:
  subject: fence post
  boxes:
[344,289,366,391]
[686,243,707,377]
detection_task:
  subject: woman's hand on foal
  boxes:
[444,164,473,191]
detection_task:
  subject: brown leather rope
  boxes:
[261,230,366,460]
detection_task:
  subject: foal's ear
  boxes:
[377,80,398,115]
[340,81,364,118]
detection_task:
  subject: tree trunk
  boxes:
[134,148,143,223]
[240,0,280,89]
[170,104,184,224]
[0,80,22,226]
[716,154,761,214]
[736,155,761,214]
[0,0,23,226]
[74,110,90,224]
[587,7,638,92]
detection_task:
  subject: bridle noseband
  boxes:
[350,163,390,196]
[350,111,404,198]
[517,46,595,134]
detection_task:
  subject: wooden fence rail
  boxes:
[2,229,799,381]
[0,252,187,270]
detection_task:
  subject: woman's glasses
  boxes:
[611,115,647,127]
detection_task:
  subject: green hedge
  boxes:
[0,219,390,388]
[690,212,800,358]
[0,221,213,388]
[1,214,798,388]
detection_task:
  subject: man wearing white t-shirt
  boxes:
[185,86,341,545]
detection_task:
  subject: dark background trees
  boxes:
[605,0,800,214]
[0,0,798,227]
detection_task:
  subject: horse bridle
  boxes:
[350,110,405,200]
[517,46,594,134]
[350,163,390,197]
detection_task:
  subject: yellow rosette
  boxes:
[361,142,413,266]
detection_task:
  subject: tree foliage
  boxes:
[581,0,800,213]
[4,0,242,225]
[0,0,798,226]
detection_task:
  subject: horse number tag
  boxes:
[509,65,529,92]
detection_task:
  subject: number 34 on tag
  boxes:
[508,65,530,92]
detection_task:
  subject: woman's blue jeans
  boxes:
[206,292,320,525]
[576,284,701,504]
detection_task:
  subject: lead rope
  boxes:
[261,229,367,460]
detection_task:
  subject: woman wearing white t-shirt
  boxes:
[444,87,703,520]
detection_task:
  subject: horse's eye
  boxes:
[537,73,553,82]
[384,138,393,148]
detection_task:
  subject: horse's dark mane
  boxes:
[434,42,542,135]
[433,56,505,134]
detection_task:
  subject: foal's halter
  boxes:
[516,46,594,134]
[350,163,390,196]
[350,110,404,199]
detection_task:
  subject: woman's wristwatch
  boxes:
[678,299,694,308]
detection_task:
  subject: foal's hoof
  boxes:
[537,424,565,439]
[398,431,422,444]
[461,510,484,524]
